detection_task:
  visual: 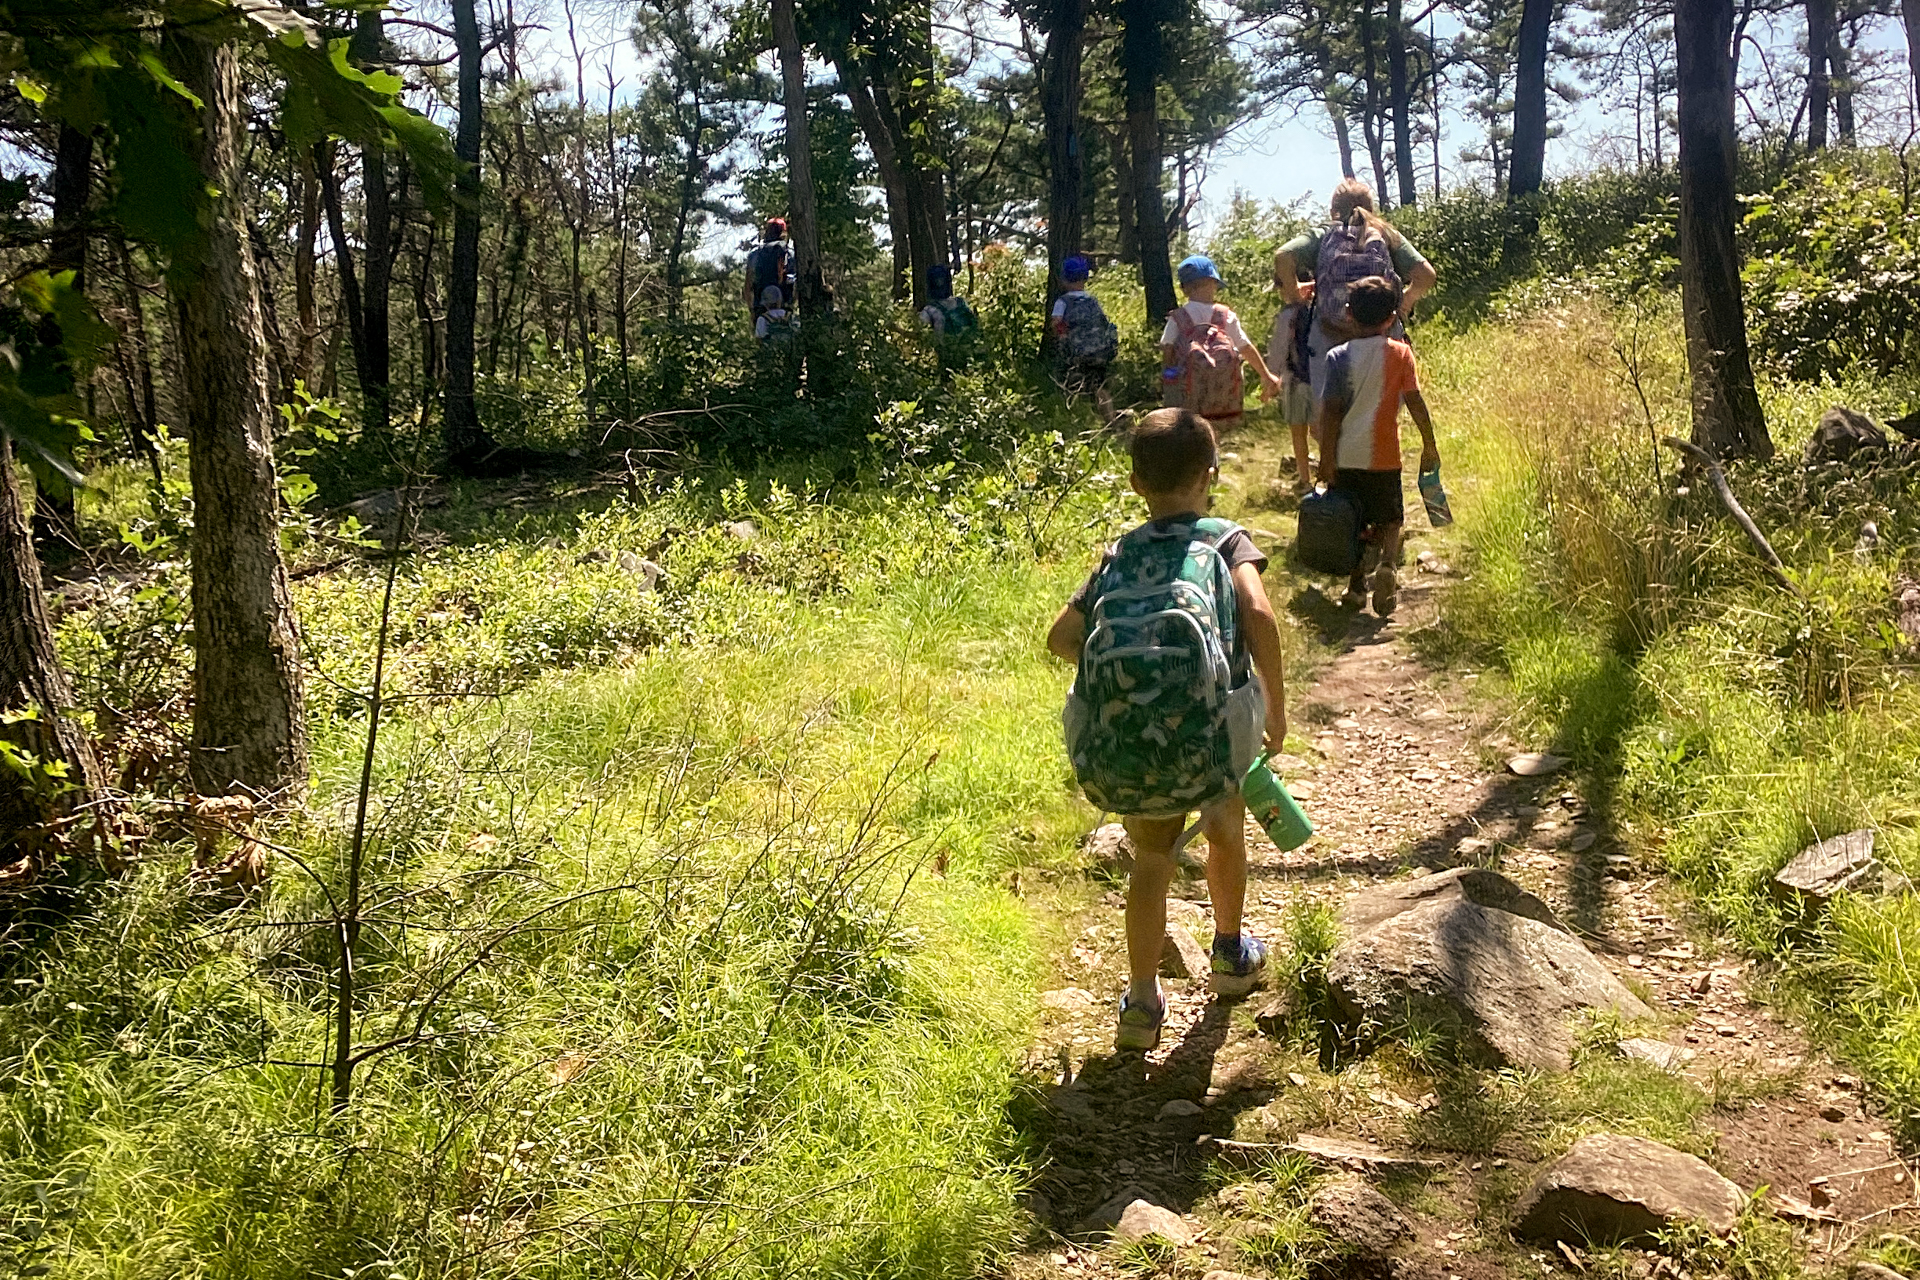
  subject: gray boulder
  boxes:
[1343,866,1566,935]
[1327,897,1651,1071]
[1774,830,1879,904]
[1308,1175,1414,1261]
[1112,1199,1194,1246]
[1515,1134,1744,1244]
[1160,923,1212,980]
[1806,406,1888,465]
[1085,823,1133,876]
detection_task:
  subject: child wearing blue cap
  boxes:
[1160,255,1281,428]
[1051,255,1119,421]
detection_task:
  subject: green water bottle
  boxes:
[1241,753,1314,852]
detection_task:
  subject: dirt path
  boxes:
[1009,534,1917,1278]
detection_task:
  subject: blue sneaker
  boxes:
[1209,932,1269,998]
[1115,985,1165,1051]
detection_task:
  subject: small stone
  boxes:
[1112,1199,1194,1246]
[1820,1104,1847,1122]
[1852,1265,1909,1280]
[1288,1071,1308,1087]
[1271,753,1310,772]
[1334,717,1362,730]
[1619,1038,1692,1072]
[1084,823,1134,876]
[1202,1272,1262,1280]
[1160,924,1211,980]
[1508,752,1570,777]
[1252,990,1296,1037]
[1775,830,1880,905]
[1288,780,1317,799]
[1308,1175,1414,1260]
[1569,831,1598,853]
[1040,987,1096,1011]
[614,550,664,590]
[1157,1099,1204,1121]
[723,519,758,541]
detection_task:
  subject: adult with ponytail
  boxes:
[1272,179,1437,402]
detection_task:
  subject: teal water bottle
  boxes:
[1242,753,1314,852]
[1418,465,1454,527]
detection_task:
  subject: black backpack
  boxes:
[748,243,793,309]
[1296,489,1364,576]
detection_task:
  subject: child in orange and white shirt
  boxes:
[1314,276,1439,618]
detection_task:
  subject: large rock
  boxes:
[1774,830,1879,904]
[1112,1199,1195,1246]
[1806,406,1888,465]
[1327,897,1652,1071]
[1343,866,1566,935]
[1308,1175,1414,1260]
[1160,924,1211,980]
[1515,1134,1744,1245]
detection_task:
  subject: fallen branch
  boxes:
[1661,436,1802,596]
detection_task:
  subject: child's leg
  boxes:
[1200,796,1248,939]
[1290,420,1312,487]
[1372,519,1404,613]
[1122,814,1184,1002]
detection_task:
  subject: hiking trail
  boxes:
[1010,477,1915,1278]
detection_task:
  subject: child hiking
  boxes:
[1160,255,1282,429]
[1268,280,1316,490]
[1048,408,1289,1052]
[1315,276,1440,618]
[1051,255,1119,423]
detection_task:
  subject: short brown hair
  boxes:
[1347,275,1399,329]
[1130,408,1217,494]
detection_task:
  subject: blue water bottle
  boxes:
[1419,466,1454,527]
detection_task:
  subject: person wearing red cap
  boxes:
[744,218,794,323]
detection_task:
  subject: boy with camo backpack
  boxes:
[1047,408,1290,1051]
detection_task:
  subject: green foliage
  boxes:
[1742,155,1920,380]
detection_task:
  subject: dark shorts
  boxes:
[1060,359,1108,394]
[1331,468,1404,531]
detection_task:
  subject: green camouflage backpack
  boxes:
[1064,517,1245,817]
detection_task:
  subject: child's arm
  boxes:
[1405,388,1440,473]
[1315,392,1349,484]
[1232,564,1287,750]
[1046,604,1086,663]
[1239,342,1284,401]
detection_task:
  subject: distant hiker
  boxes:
[744,218,795,322]
[754,286,797,344]
[919,263,978,337]
[1047,407,1289,1052]
[1315,276,1440,618]
[1272,178,1437,401]
[1268,279,1317,490]
[1051,255,1119,422]
[1159,255,1282,428]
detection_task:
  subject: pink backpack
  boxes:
[1164,305,1244,423]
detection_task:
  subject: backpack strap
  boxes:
[1209,304,1232,336]
[1171,306,1197,338]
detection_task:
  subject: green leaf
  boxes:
[14,75,45,104]
[136,50,202,109]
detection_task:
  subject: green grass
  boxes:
[1425,294,1920,1143]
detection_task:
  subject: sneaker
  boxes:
[1115,986,1165,1051]
[1209,932,1269,998]
[1371,565,1398,617]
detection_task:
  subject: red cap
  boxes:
[765,217,788,240]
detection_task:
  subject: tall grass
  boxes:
[1428,293,1920,1136]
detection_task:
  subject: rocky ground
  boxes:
[1003,525,1920,1280]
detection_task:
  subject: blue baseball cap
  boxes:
[1177,255,1222,286]
[1063,254,1092,281]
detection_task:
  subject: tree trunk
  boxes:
[838,58,917,301]
[1358,0,1392,209]
[771,0,830,319]
[1121,0,1177,323]
[1329,97,1357,178]
[1387,0,1418,207]
[0,442,112,886]
[1675,0,1771,461]
[113,231,161,481]
[1806,0,1832,149]
[37,123,92,551]
[173,37,308,797]
[1041,0,1089,332]
[444,0,490,470]
[1508,0,1551,199]
[870,76,940,309]
[1828,29,1854,145]
[293,148,320,387]
[1905,0,1920,118]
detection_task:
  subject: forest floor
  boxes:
[1002,429,1920,1280]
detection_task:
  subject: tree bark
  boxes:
[1387,0,1418,207]
[1828,28,1854,145]
[1806,0,1832,149]
[173,37,308,797]
[1040,0,1090,328]
[1121,0,1177,323]
[1675,0,1771,461]
[0,441,111,885]
[1329,97,1357,178]
[771,0,830,319]
[293,149,320,388]
[1508,0,1551,199]
[837,57,916,301]
[870,76,940,309]
[1905,0,1920,117]
[37,123,92,550]
[444,0,490,470]
[113,231,161,481]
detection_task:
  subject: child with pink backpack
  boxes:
[1159,255,1282,428]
